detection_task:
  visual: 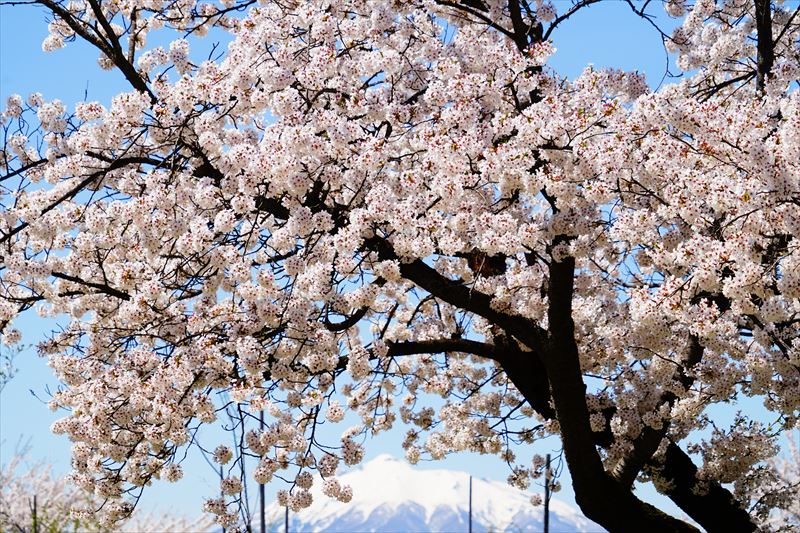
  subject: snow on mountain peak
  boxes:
[266,455,601,532]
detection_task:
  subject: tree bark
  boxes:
[536,254,697,532]
[755,0,774,92]
[371,235,755,531]
[646,442,757,533]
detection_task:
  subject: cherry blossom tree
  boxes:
[1,0,799,530]
[762,432,800,530]
[0,448,215,532]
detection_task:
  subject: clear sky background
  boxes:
[0,0,760,528]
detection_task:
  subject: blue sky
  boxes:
[0,0,710,526]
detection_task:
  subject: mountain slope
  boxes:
[267,455,602,532]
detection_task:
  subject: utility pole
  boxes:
[544,454,551,533]
[32,495,38,533]
[260,410,266,533]
[284,505,289,533]
[220,466,226,533]
[468,475,473,533]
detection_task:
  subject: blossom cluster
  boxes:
[2,0,800,529]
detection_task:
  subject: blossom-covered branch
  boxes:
[2,0,800,530]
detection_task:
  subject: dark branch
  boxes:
[754,0,775,92]
[52,271,131,301]
[647,441,758,532]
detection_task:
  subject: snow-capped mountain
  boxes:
[266,455,602,532]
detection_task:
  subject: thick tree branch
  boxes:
[434,0,516,41]
[387,338,502,362]
[612,336,705,488]
[492,333,555,420]
[647,441,757,532]
[51,271,131,301]
[323,306,371,332]
[35,0,155,101]
[367,236,547,350]
[507,0,533,52]
[371,234,696,530]
[539,244,697,531]
[368,231,737,529]
[755,0,775,92]
[329,337,512,375]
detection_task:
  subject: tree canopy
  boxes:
[2,0,800,530]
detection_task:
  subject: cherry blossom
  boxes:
[2,0,800,530]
